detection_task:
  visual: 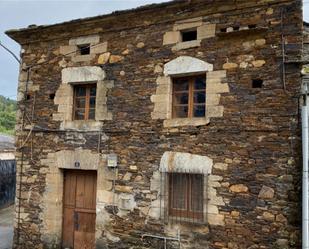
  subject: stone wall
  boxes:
[7,0,303,248]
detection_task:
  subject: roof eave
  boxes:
[5,0,179,44]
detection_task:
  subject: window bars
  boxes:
[160,172,208,224]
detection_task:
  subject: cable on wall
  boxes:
[0,41,21,64]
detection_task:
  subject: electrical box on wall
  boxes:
[107,154,118,168]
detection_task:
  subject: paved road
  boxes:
[0,205,14,249]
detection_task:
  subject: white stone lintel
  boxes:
[56,149,101,170]
[62,66,106,84]
[69,35,100,46]
[164,56,213,76]
[159,151,213,174]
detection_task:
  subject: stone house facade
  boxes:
[6,0,304,248]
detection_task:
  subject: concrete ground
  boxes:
[0,205,14,249]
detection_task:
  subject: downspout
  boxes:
[302,79,309,249]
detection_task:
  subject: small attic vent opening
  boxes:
[252,79,263,88]
[248,24,257,29]
[49,93,55,100]
[78,44,90,55]
[181,29,197,42]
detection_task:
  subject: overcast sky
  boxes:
[0,0,309,100]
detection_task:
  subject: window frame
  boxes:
[73,84,96,121]
[172,75,206,119]
[168,173,204,221]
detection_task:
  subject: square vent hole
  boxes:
[78,44,90,55]
[248,24,257,29]
[49,93,55,100]
[181,29,197,42]
[252,79,263,88]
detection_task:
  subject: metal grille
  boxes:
[160,172,208,224]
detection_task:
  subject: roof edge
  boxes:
[6,0,300,44]
[5,0,178,37]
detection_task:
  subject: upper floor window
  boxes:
[73,84,96,120]
[169,173,204,221]
[172,75,206,118]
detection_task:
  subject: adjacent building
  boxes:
[6,0,304,248]
[0,134,16,208]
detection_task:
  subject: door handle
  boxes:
[74,212,79,230]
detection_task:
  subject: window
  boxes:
[169,173,204,221]
[172,75,206,118]
[78,44,90,55]
[73,84,96,120]
[181,29,197,42]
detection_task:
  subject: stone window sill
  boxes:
[167,216,207,225]
[72,54,96,62]
[172,40,201,51]
[163,117,209,128]
[60,120,103,131]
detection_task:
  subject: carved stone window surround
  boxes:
[53,66,113,131]
[163,17,216,51]
[59,35,108,62]
[149,151,226,226]
[151,56,229,128]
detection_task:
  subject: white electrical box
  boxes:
[107,154,118,167]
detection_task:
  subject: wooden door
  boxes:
[62,170,97,249]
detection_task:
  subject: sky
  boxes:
[0,0,309,100]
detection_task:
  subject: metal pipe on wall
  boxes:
[302,81,309,249]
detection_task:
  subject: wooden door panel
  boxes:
[74,231,95,249]
[84,174,96,209]
[76,212,96,233]
[62,207,74,248]
[64,173,77,207]
[62,170,97,249]
[75,174,85,209]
